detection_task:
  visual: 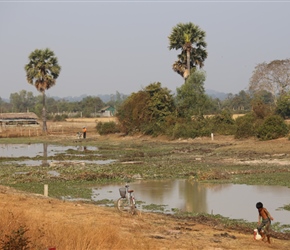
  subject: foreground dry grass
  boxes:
[0,186,289,250]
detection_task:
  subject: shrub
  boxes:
[235,113,257,139]
[256,115,289,140]
[252,100,272,119]
[52,114,68,122]
[276,94,290,119]
[96,122,121,135]
[170,117,212,139]
[207,111,236,135]
[0,226,30,250]
[171,122,199,139]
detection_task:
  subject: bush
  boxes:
[96,122,121,135]
[256,115,289,140]
[170,117,212,139]
[207,111,236,135]
[52,114,68,122]
[171,122,199,139]
[235,113,257,139]
[1,226,30,250]
[276,94,290,119]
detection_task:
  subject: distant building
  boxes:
[0,112,39,126]
[98,106,115,117]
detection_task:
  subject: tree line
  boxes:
[0,90,126,119]
[1,22,290,140]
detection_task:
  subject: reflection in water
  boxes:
[42,143,49,167]
[0,143,98,158]
[92,180,290,226]
[0,143,106,166]
[9,159,116,166]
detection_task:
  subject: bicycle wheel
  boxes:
[129,197,136,215]
[117,198,129,212]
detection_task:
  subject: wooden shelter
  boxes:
[0,112,39,126]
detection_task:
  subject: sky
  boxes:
[1,0,290,100]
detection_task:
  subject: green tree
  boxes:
[79,96,104,117]
[105,91,127,110]
[175,70,209,118]
[24,48,61,132]
[275,92,290,118]
[9,90,36,113]
[168,22,207,79]
[117,82,175,135]
[256,115,289,140]
[221,90,251,112]
[0,97,11,113]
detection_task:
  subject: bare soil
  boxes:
[1,119,290,249]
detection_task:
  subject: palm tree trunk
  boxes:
[187,49,191,76]
[42,91,47,133]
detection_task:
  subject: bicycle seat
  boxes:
[128,190,134,193]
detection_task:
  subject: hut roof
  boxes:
[0,112,38,120]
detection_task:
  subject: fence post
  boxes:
[44,184,48,197]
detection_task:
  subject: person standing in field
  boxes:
[83,127,87,139]
[256,202,274,243]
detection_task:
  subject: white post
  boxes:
[211,133,214,141]
[44,184,48,197]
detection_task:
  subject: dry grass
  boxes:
[0,187,151,250]
[0,118,117,138]
[0,185,289,250]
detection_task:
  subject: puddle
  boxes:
[8,159,116,167]
[0,144,114,166]
[92,179,290,226]
[48,170,60,177]
[0,144,98,158]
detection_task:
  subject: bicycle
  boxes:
[116,184,136,215]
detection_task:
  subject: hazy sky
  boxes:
[1,1,289,99]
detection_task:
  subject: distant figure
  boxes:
[76,132,82,139]
[256,202,274,243]
[83,127,87,139]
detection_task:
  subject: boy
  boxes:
[83,127,87,139]
[256,202,274,243]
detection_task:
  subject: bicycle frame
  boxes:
[117,184,136,214]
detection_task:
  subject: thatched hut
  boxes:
[0,112,39,126]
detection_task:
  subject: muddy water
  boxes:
[0,144,109,166]
[0,144,97,157]
[1,144,290,226]
[93,179,290,226]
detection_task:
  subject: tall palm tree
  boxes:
[168,22,207,79]
[25,48,61,132]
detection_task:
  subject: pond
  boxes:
[1,144,290,228]
[92,179,290,227]
[0,143,98,158]
[0,143,115,166]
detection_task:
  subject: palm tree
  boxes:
[25,48,61,132]
[168,22,207,79]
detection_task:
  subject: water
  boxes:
[1,144,290,226]
[0,143,98,157]
[8,159,116,166]
[92,179,290,226]
[0,143,113,166]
